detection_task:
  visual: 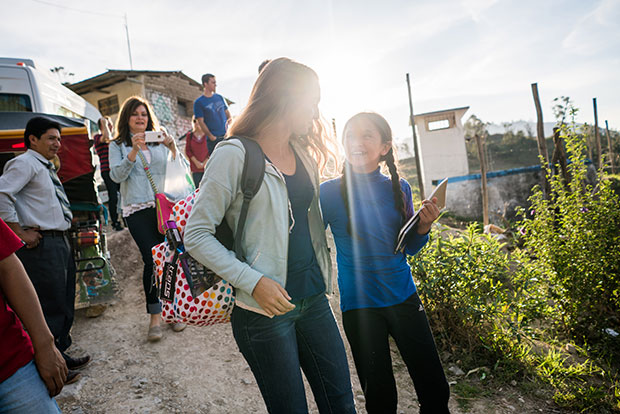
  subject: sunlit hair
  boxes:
[228,57,336,172]
[340,112,409,235]
[113,96,160,147]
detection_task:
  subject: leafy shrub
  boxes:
[409,224,547,369]
[518,117,620,343]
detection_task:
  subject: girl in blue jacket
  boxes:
[320,112,450,414]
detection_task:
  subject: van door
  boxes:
[0,66,35,112]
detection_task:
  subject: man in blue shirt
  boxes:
[193,74,231,156]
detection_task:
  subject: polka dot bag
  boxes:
[152,188,235,326]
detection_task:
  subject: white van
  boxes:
[0,57,101,133]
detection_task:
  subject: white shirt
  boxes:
[0,149,71,231]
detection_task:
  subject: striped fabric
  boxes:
[93,134,110,172]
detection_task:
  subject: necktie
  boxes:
[47,163,73,225]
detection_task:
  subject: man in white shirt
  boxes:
[0,116,89,384]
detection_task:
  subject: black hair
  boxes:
[24,116,62,148]
[201,73,215,86]
[339,112,408,236]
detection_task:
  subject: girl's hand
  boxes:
[416,196,440,234]
[252,276,295,317]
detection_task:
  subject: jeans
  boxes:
[207,136,224,157]
[16,234,75,352]
[125,207,163,314]
[231,293,356,414]
[0,360,61,414]
[101,170,120,226]
[342,292,450,414]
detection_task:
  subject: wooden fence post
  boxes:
[593,98,602,170]
[406,73,425,199]
[531,83,550,197]
[475,134,489,226]
[605,120,616,174]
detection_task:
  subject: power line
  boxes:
[30,0,122,18]
[29,0,133,70]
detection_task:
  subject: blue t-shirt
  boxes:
[282,151,325,300]
[320,168,429,312]
[193,94,228,137]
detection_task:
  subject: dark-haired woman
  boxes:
[320,112,450,414]
[184,58,355,413]
[109,96,186,342]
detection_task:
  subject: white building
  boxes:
[413,106,469,196]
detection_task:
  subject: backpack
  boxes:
[152,136,265,326]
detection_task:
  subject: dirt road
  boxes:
[56,228,549,413]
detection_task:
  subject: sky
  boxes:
[1,0,619,141]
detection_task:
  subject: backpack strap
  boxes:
[228,136,265,261]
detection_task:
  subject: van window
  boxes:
[0,93,33,112]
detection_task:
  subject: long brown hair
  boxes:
[113,96,160,146]
[340,112,409,235]
[228,57,336,172]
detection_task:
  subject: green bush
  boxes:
[518,119,620,343]
[409,224,547,369]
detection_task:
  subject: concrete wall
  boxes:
[81,78,145,125]
[443,163,597,223]
[414,108,469,197]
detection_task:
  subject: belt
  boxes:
[39,230,68,237]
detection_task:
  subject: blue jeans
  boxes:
[231,294,356,414]
[0,360,61,414]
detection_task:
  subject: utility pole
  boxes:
[124,13,134,70]
[605,120,616,174]
[531,83,550,198]
[593,98,602,170]
[406,73,425,199]
[474,134,489,226]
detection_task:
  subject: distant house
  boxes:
[413,106,470,194]
[68,70,205,138]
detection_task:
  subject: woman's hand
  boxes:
[416,196,440,234]
[252,276,295,317]
[127,133,145,162]
[162,131,177,159]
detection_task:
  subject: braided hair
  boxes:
[339,112,408,236]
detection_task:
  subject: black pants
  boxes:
[16,234,75,352]
[192,171,204,188]
[342,292,450,414]
[125,207,163,314]
[101,170,120,226]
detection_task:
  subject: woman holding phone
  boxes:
[109,96,186,342]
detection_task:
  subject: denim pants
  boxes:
[342,292,450,414]
[0,360,61,414]
[125,207,163,314]
[231,293,356,414]
[16,234,75,352]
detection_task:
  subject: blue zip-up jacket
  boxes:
[320,168,428,312]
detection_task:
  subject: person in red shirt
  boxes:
[0,218,68,412]
[184,116,209,187]
[94,116,122,231]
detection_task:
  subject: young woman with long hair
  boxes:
[109,96,186,342]
[184,58,355,414]
[320,112,450,413]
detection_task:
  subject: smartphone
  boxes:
[144,130,165,143]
